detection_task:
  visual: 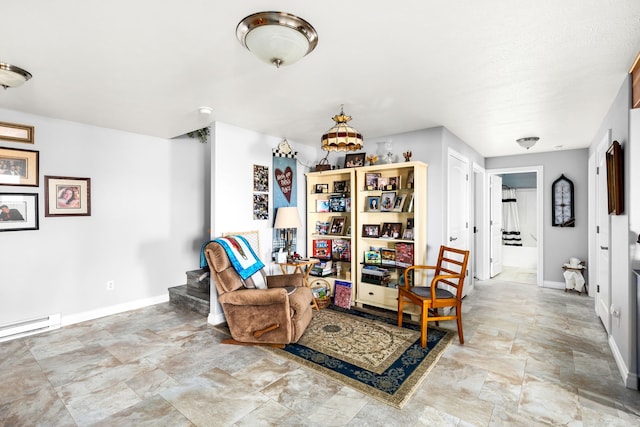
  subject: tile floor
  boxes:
[1,274,639,426]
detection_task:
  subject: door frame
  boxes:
[473,162,488,280]
[486,165,544,287]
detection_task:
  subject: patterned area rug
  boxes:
[268,306,453,409]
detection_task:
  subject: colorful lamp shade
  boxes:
[321,106,364,152]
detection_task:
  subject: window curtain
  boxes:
[502,188,522,246]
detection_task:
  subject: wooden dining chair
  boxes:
[397,245,470,347]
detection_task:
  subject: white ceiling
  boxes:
[1,1,639,157]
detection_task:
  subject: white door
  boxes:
[490,174,503,277]
[596,140,611,333]
[447,150,471,295]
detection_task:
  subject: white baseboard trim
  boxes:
[61,294,169,327]
[208,312,226,325]
[608,335,639,389]
[543,280,565,290]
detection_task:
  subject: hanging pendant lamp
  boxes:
[321,106,364,152]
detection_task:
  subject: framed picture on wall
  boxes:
[45,176,92,217]
[0,192,38,232]
[0,147,39,187]
[0,121,34,144]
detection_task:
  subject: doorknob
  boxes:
[600,246,609,250]
[449,237,458,242]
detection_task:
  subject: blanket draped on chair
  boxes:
[213,235,264,279]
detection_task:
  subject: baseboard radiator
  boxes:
[0,313,61,343]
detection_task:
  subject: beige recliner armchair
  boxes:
[204,240,313,347]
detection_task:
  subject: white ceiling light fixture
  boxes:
[236,11,318,68]
[516,136,539,150]
[0,62,32,89]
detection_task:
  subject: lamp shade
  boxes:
[321,107,364,152]
[237,12,318,68]
[0,62,32,89]
[274,206,302,229]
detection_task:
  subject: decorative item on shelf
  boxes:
[384,141,394,163]
[274,206,302,260]
[366,154,378,166]
[403,151,412,162]
[236,12,318,68]
[321,105,364,152]
[516,136,539,150]
[315,153,332,171]
[0,62,32,89]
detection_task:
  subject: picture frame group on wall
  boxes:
[0,147,39,187]
[0,192,39,232]
[44,176,92,217]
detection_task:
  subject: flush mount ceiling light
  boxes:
[236,11,318,68]
[321,106,364,152]
[0,62,32,89]
[516,136,539,150]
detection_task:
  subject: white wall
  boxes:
[0,108,209,327]
[588,77,636,388]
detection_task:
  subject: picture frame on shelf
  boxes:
[377,176,388,190]
[406,217,414,229]
[315,183,329,193]
[333,180,348,193]
[0,192,38,232]
[365,172,381,190]
[329,216,347,235]
[329,194,347,212]
[387,176,400,190]
[0,147,39,187]
[406,193,414,212]
[366,196,380,212]
[402,228,414,240]
[0,121,34,144]
[380,191,396,211]
[406,170,414,189]
[344,153,365,168]
[44,176,92,217]
[362,224,380,238]
[380,222,402,239]
[392,194,406,212]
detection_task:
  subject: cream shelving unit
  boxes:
[354,161,427,314]
[305,168,356,298]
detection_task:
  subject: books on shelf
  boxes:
[361,265,391,286]
[313,239,332,260]
[395,242,414,267]
[310,260,333,277]
[380,248,396,266]
[332,239,351,261]
[316,199,330,213]
[333,280,352,309]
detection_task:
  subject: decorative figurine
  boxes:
[366,154,378,166]
[403,151,412,162]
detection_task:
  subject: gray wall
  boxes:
[486,149,589,283]
[0,108,209,327]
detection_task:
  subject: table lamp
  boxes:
[274,206,302,260]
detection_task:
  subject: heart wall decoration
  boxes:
[275,166,293,203]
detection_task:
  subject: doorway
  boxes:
[486,166,544,286]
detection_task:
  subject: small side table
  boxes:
[562,263,587,294]
[278,259,320,310]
